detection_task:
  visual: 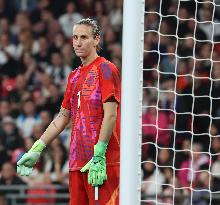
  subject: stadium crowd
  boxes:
[0,0,122,204]
[142,1,220,205]
[0,0,220,205]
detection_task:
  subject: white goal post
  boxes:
[120,0,145,205]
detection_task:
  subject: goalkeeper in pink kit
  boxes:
[17,18,121,205]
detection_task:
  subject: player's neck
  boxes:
[81,53,99,66]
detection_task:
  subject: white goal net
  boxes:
[141,0,220,204]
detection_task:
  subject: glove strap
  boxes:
[29,139,46,153]
[94,140,108,157]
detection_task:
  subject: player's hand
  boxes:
[17,139,46,176]
[80,141,108,187]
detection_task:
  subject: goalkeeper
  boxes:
[17,18,121,205]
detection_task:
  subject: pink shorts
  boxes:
[69,165,119,205]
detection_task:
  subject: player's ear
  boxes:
[94,36,100,47]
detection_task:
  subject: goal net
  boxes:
[142,0,220,204]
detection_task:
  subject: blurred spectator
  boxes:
[49,31,66,53]
[175,76,193,136]
[192,172,210,205]
[39,110,52,129]
[177,143,210,188]
[159,76,175,125]
[159,19,173,35]
[177,5,207,40]
[0,194,7,205]
[198,3,220,41]
[92,0,107,22]
[212,154,220,182]
[211,154,220,205]
[211,136,220,161]
[35,73,53,99]
[61,42,76,67]
[108,43,122,66]
[211,62,220,118]
[177,34,194,57]
[42,83,63,117]
[0,116,24,156]
[58,2,83,38]
[143,32,159,70]
[16,99,40,138]
[0,76,16,99]
[13,0,37,13]
[0,18,11,35]
[160,43,176,73]
[16,29,39,60]
[49,0,68,19]
[43,138,68,185]
[176,60,191,92]
[177,7,190,37]
[187,19,207,40]
[145,12,159,32]
[157,149,173,168]
[45,52,71,91]
[0,161,26,205]
[142,89,150,115]
[109,0,123,32]
[12,12,32,36]
[31,123,45,141]
[0,99,11,121]
[7,74,29,117]
[145,0,160,12]
[193,78,211,147]
[30,0,50,36]
[174,139,191,169]
[0,0,16,22]
[141,160,165,201]
[161,168,184,204]
[40,8,62,43]
[99,14,111,34]
[142,99,171,147]
[0,32,18,77]
[33,36,50,69]
[0,129,9,169]
[18,52,40,86]
[102,26,118,59]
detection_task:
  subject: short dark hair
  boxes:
[76,18,101,38]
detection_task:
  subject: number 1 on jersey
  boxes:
[77,91,81,108]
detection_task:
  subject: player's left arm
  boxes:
[80,99,118,186]
[81,62,120,187]
[99,97,118,143]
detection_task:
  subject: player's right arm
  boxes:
[17,70,74,176]
[17,106,70,176]
[41,106,70,144]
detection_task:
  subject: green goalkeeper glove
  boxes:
[17,139,46,176]
[80,140,108,187]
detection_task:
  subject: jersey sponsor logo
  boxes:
[100,62,112,80]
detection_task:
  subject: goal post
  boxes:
[120,0,145,205]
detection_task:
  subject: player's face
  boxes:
[72,25,100,58]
